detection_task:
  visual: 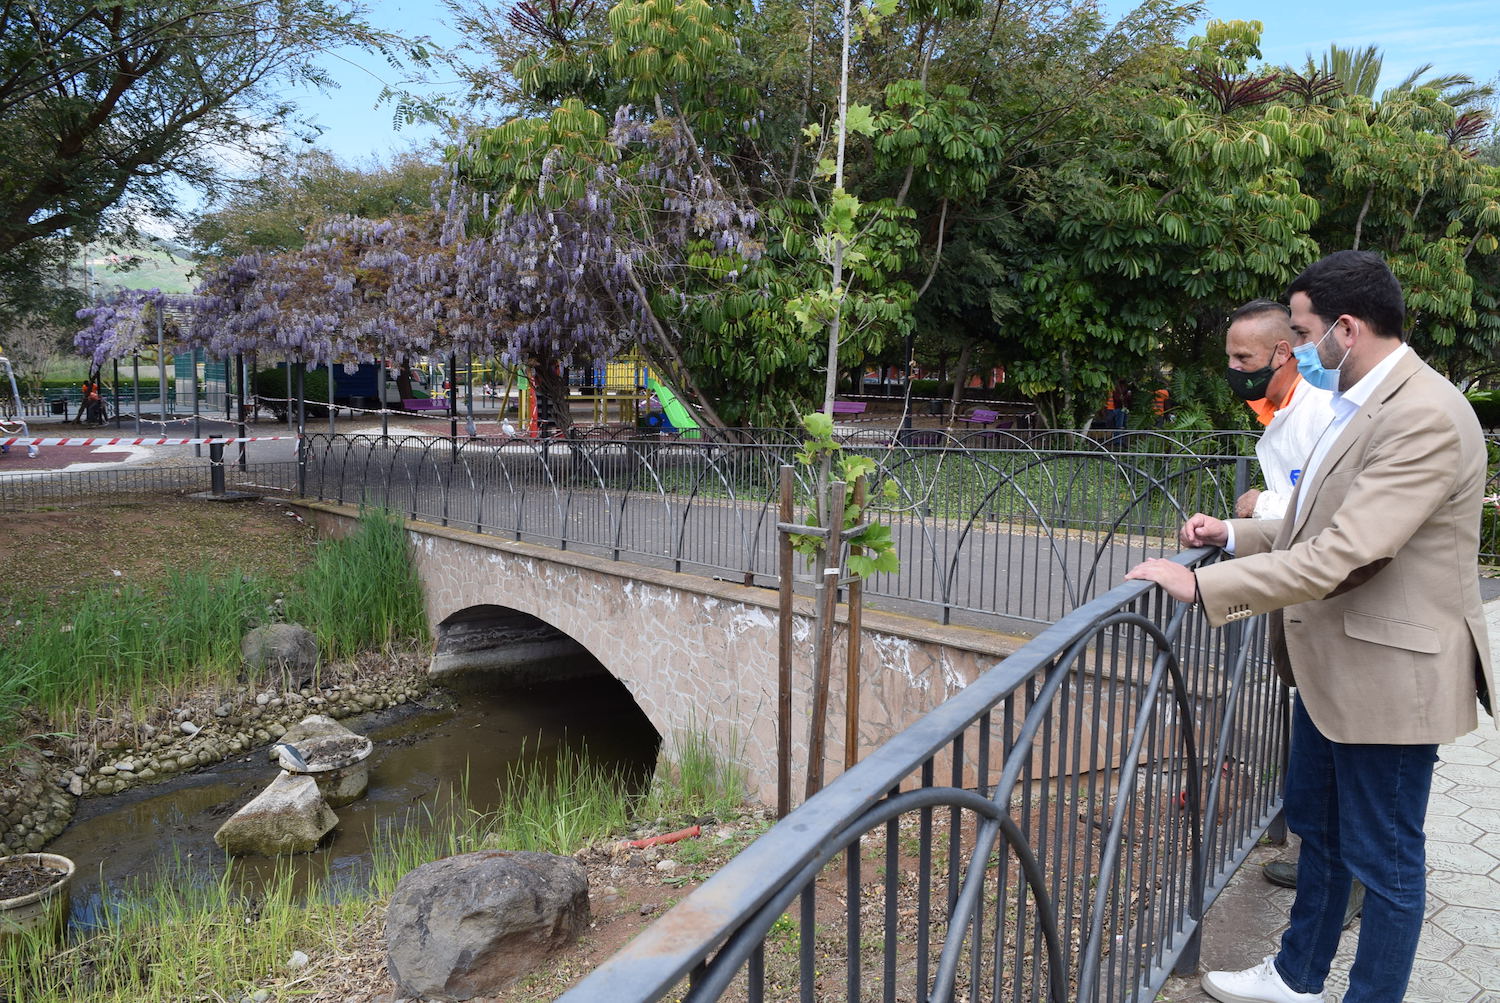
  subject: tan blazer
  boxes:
[1197,349,1495,745]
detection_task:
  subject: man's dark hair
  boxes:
[1228,298,1291,326]
[1286,250,1405,339]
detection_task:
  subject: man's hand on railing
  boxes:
[1125,557,1198,602]
[1180,512,1229,549]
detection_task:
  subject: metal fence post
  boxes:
[208,441,225,495]
[1233,454,1253,501]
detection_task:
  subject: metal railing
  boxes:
[0,460,298,509]
[3,429,1291,1002]
[560,551,1284,1002]
[299,431,1259,628]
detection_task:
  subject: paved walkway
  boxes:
[1158,599,1500,1003]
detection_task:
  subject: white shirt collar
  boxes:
[1330,342,1409,419]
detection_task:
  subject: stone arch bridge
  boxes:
[298,500,1024,800]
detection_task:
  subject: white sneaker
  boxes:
[1201,955,1325,1003]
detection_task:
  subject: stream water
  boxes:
[46,666,660,929]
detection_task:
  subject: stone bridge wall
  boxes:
[298,501,1025,803]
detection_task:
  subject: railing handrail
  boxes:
[558,545,1264,1002]
[559,565,1174,997]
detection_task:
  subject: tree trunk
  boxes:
[531,353,573,432]
[1352,185,1374,250]
[945,339,974,429]
[396,359,414,401]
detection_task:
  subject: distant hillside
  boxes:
[90,240,197,295]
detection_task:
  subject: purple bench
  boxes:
[832,400,868,416]
[957,407,1001,425]
[402,397,447,411]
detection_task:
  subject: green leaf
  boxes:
[802,410,834,439]
[843,104,877,138]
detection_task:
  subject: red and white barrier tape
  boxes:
[0,435,299,448]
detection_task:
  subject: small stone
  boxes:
[268,723,286,738]
[215,705,232,718]
[180,721,200,736]
[136,768,156,781]
[68,776,83,797]
[639,902,658,916]
[655,859,678,874]
[114,760,135,773]
[287,950,309,968]
[256,693,271,706]
[99,766,117,776]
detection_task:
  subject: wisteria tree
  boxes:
[451,94,763,428]
[75,288,190,377]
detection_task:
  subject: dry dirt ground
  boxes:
[0,495,321,619]
[0,496,770,1001]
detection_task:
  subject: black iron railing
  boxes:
[559,552,1285,1003]
[297,432,1259,628]
[0,459,298,508]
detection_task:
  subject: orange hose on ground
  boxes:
[623,825,701,849]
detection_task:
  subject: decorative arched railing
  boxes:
[555,551,1284,1002]
[296,431,1260,628]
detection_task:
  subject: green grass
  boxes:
[283,508,430,661]
[1,736,750,1002]
[0,508,427,741]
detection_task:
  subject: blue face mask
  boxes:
[1292,319,1349,392]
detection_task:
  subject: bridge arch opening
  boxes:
[429,602,661,770]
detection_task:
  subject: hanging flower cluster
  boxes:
[75,288,196,368]
[74,107,761,378]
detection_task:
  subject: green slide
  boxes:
[646,375,702,439]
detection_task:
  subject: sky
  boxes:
[287,0,1500,166]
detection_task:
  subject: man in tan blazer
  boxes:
[1128,251,1494,1003]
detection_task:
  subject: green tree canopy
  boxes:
[0,0,426,324]
[189,149,443,259]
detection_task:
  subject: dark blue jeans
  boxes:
[1273,696,1437,1002]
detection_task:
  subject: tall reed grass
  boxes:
[284,508,429,660]
[0,507,426,741]
[1,735,751,1002]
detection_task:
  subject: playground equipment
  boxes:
[645,375,701,437]
[0,353,38,458]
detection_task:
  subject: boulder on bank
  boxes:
[385,850,590,1001]
[241,624,318,675]
[212,773,337,856]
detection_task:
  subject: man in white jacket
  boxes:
[1225,300,1336,520]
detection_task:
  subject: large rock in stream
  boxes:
[385,850,590,1000]
[267,715,357,762]
[212,773,338,856]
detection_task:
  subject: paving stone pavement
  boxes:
[1156,598,1500,1003]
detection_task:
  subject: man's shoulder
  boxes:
[1383,353,1471,412]
[1372,353,1484,447]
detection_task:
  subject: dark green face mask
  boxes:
[1225,363,1275,401]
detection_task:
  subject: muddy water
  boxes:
[48,667,660,929]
